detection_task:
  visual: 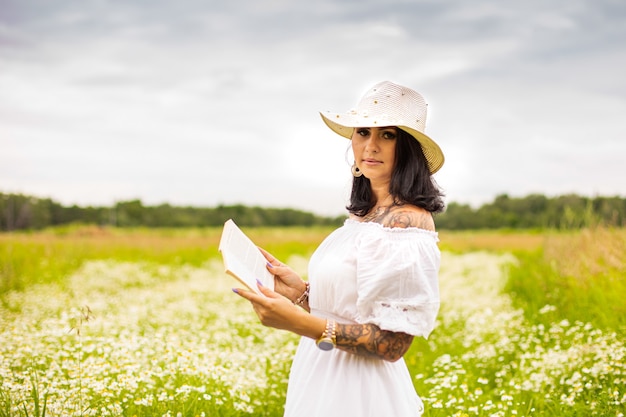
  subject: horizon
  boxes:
[3,188,623,216]
[2,0,625,217]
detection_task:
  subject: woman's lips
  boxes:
[363,158,383,165]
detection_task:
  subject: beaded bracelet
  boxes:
[294,281,310,306]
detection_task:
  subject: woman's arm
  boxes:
[245,246,417,362]
[233,283,413,363]
[336,323,413,362]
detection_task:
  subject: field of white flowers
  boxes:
[0,259,301,416]
[1,251,624,416]
[419,252,625,416]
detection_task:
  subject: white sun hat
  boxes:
[320,81,445,174]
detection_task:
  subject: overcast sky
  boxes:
[1,0,625,216]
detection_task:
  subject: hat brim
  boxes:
[320,111,445,174]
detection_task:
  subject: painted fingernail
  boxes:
[266,262,274,268]
[256,279,264,287]
[232,288,239,294]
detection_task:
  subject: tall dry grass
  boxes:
[505,227,626,335]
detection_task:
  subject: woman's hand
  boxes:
[233,281,324,338]
[258,247,307,303]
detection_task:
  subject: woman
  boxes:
[234,81,445,416]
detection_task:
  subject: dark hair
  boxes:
[347,129,445,216]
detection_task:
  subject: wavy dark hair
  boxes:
[347,129,445,216]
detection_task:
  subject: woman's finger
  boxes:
[258,247,281,265]
[232,287,263,303]
[233,279,280,302]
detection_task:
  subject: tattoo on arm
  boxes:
[335,323,414,362]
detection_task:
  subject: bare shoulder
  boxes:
[382,205,436,231]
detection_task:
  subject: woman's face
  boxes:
[351,126,397,183]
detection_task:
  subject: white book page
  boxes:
[218,219,275,295]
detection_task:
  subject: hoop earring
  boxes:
[351,163,362,177]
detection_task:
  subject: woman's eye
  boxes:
[383,131,397,140]
[356,129,369,137]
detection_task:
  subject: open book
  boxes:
[218,219,275,295]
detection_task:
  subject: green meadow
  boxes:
[1,226,625,416]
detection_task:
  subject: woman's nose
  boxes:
[365,136,380,151]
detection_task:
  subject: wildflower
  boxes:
[539,304,557,314]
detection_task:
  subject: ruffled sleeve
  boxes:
[355,224,440,338]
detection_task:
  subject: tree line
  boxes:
[435,193,625,229]
[0,193,346,231]
[1,192,624,231]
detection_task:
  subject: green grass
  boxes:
[0,226,218,293]
[0,225,334,294]
[1,226,625,416]
[505,227,626,335]
[408,228,626,416]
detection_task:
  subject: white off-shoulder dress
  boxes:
[283,219,441,417]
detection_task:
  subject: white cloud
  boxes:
[1,0,625,216]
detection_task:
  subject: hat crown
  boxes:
[351,81,427,132]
